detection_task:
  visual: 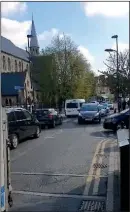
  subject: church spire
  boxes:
[30,14,39,55]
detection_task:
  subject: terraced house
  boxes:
[1,17,41,107]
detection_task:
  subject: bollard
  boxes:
[117,129,130,212]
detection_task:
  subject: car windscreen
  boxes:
[34,110,49,116]
[98,105,104,109]
[66,103,78,108]
[80,105,98,111]
[102,103,108,107]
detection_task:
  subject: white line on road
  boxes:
[12,190,106,200]
[11,130,63,162]
[11,171,108,178]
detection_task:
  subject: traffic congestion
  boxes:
[5,98,129,149]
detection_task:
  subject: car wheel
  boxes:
[98,117,101,124]
[51,120,56,128]
[78,119,82,124]
[34,126,40,138]
[59,117,63,125]
[10,134,19,149]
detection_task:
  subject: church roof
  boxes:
[1,72,26,96]
[30,17,39,48]
[1,36,29,62]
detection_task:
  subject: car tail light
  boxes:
[48,114,53,119]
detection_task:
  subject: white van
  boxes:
[65,99,85,117]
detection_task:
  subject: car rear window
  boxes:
[66,103,78,108]
[35,110,49,116]
[15,111,26,120]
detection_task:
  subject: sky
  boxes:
[1,1,129,75]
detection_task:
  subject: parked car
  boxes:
[78,103,101,124]
[33,108,63,128]
[6,108,41,149]
[90,101,99,105]
[107,102,114,110]
[98,104,107,117]
[101,103,110,113]
[103,108,130,132]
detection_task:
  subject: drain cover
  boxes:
[93,163,107,169]
[79,200,106,211]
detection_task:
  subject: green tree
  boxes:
[99,49,129,98]
[32,33,96,106]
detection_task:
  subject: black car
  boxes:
[103,108,130,131]
[33,108,63,128]
[7,108,41,149]
[78,103,101,124]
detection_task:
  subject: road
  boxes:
[10,117,119,212]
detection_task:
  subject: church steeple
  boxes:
[30,14,39,56]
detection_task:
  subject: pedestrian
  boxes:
[118,98,121,113]
[122,99,126,110]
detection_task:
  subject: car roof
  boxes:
[6,107,27,114]
[35,108,55,111]
[82,103,98,106]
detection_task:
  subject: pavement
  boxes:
[9,116,120,212]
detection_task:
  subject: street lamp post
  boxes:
[105,45,120,111]
[111,35,120,112]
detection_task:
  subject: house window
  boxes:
[3,56,6,70]
[15,60,17,72]
[5,99,8,106]
[26,64,28,71]
[9,99,12,106]
[19,61,21,72]
[8,58,11,71]
[21,62,23,71]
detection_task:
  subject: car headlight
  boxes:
[95,113,99,117]
[111,118,116,123]
[78,113,82,117]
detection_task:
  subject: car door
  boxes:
[23,110,36,136]
[7,111,17,136]
[14,110,28,139]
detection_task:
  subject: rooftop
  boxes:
[1,36,29,62]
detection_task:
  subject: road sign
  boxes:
[14,86,24,90]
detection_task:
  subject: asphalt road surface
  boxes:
[10,117,119,212]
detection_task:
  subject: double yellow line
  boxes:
[83,139,109,196]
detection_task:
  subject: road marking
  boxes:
[92,140,107,195]
[44,136,54,139]
[83,140,105,195]
[11,130,63,162]
[12,190,106,200]
[11,172,108,178]
[106,142,117,212]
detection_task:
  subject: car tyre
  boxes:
[78,119,83,124]
[51,120,56,128]
[98,117,101,124]
[10,134,19,149]
[34,126,40,138]
[59,117,63,125]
